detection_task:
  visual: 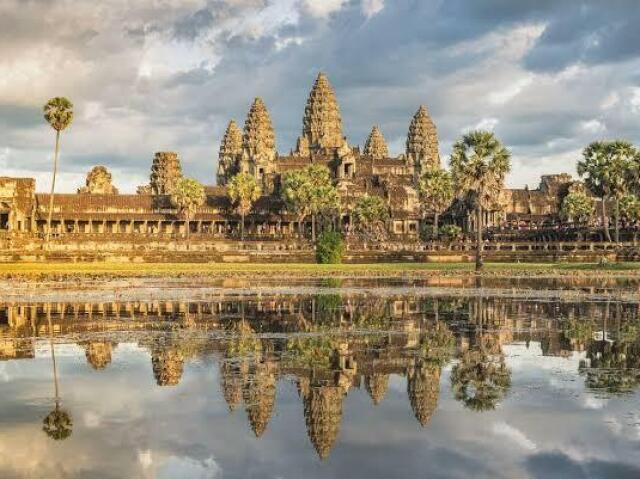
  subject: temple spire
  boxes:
[299,72,346,153]
[242,97,276,160]
[217,120,243,185]
[363,126,389,160]
[406,105,440,172]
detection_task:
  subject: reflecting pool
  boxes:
[1,281,640,478]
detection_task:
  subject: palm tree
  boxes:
[352,194,390,240]
[43,97,74,246]
[43,310,72,440]
[578,140,636,242]
[227,173,261,240]
[449,130,511,272]
[418,166,454,239]
[171,177,206,247]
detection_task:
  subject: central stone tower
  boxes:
[296,72,347,156]
[406,105,440,176]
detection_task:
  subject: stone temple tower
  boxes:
[406,105,440,176]
[150,152,183,195]
[242,97,276,189]
[296,72,347,155]
[363,126,389,160]
[217,120,243,185]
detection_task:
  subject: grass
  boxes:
[0,261,638,279]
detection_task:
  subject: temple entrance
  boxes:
[0,203,10,230]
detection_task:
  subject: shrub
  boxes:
[439,224,462,242]
[315,231,345,264]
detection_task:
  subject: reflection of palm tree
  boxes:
[450,337,511,412]
[43,313,72,440]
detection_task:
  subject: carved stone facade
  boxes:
[363,126,389,160]
[150,152,182,195]
[406,105,440,175]
[78,166,118,195]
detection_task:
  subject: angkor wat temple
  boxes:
[0,73,586,246]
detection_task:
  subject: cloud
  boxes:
[1,0,640,192]
[361,0,385,18]
[492,422,537,451]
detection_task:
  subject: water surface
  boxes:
[1,280,640,478]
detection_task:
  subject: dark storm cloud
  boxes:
[525,451,640,479]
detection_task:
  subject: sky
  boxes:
[2,0,640,193]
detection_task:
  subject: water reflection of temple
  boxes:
[2,295,640,457]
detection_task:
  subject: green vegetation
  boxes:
[281,164,340,240]
[315,231,345,264]
[418,166,454,239]
[578,140,637,242]
[226,172,261,240]
[171,177,205,243]
[450,130,511,272]
[352,194,389,239]
[43,97,74,246]
[0,261,639,280]
[438,224,462,243]
[560,183,594,224]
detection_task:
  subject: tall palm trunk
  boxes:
[48,311,60,407]
[433,213,439,240]
[312,214,316,242]
[475,205,484,272]
[602,196,612,242]
[45,130,61,247]
[185,214,190,250]
[240,212,245,241]
[614,199,620,243]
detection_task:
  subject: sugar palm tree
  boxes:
[418,166,454,239]
[227,173,261,240]
[449,131,511,272]
[578,140,636,242]
[43,97,74,246]
[171,177,205,247]
[43,311,72,440]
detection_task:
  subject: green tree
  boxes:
[282,169,311,237]
[352,194,389,239]
[560,183,594,224]
[43,309,72,440]
[227,173,261,240]
[282,164,339,241]
[449,130,511,272]
[578,140,636,242]
[620,194,640,243]
[43,97,74,246]
[418,166,454,239]
[306,164,340,241]
[171,177,205,245]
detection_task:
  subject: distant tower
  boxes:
[363,126,389,160]
[297,72,347,155]
[242,98,276,189]
[78,166,118,195]
[217,120,243,185]
[406,105,440,175]
[150,152,183,195]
